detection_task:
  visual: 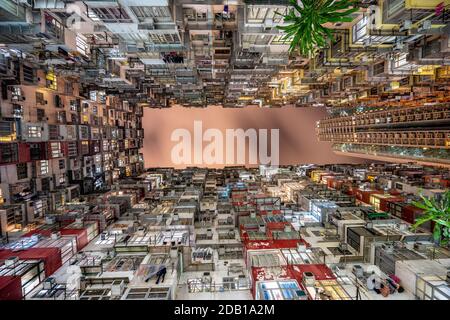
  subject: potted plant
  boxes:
[276,0,359,56]
[411,190,450,248]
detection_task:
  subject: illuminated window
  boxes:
[89,91,97,101]
[46,71,57,90]
[0,121,16,142]
[51,142,63,158]
[81,140,89,154]
[28,125,42,138]
[39,160,49,175]
[0,188,3,204]
[59,174,66,184]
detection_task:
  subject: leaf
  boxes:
[279,0,360,56]
[433,225,441,242]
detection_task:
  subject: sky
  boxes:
[141,105,365,169]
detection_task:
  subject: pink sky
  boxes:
[141,105,364,168]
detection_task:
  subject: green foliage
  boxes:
[276,0,359,56]
[411,190,450,246]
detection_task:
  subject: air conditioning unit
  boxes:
[302,272,315,286]
[339,242,348,251]
[381,243,394,252]
[136,226,146,236]
[43,277,56,290]
[51,231,61,240]
[264,18,273,30]
[258,224,266,233]
[399,20,412,32]
[417,20,432,32]
[202,272,212,284]
[352,265,364,278]
[297,243,307,252]
[45,216,56,225]
[170,246,178,258]
[111,280,125,297]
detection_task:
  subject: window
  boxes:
[37,108,46,121]
[41,177,50,191]
[91,127,100,139]
[23,65,35,83]
[0,143,18,163]
[0,188,3,204]
[352,16,368,43]
[67,142,78,157]
[64,82,73,95]
[59,159,65,170]
[67,126,76,140]
[88,7,132,23]
[80,126,89,139]
[0,121,16,142]
[373,62,385,75]
[387,0,405,17]
[76,34,88,56]
[56,111,66,124]
[50,142,63,158]
[130,6,172,23]
[12,104,23,118]
[55,95,63,108]
[39,160,49,175]
[36,92,45,105]
[59,174,66,184]
[28,125,42,138]
[81,141,89,154]
[70,99,79,112]
[44,12,64,39]
[46,71,57,90]
[49,125,58,140]
[30,143,42,160]
[16,163,28,180]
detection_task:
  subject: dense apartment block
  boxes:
[0,0,449,305]
[0,163,448,301]
[0,55,145,236]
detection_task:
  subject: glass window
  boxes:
[352,16,368,43]
[16,163,28,180]
[28,125,42,138]
[39,160,49,175]
[51,142,63,158]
